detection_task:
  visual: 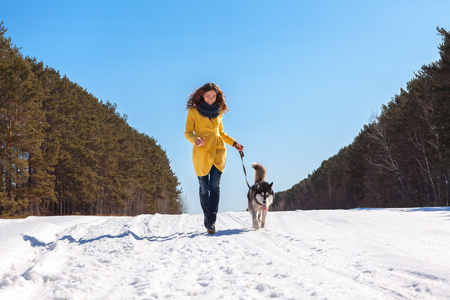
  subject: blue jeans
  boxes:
[198,165,222,228]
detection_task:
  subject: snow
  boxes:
[1,208,449,299]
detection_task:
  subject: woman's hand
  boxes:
[195,137,205,147]
[233,142,244,151]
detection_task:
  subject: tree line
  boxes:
[273,27,449,211]
[0,22,182,217]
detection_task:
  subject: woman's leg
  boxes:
[198,165,222,229]
[198,174,210,228]
[207,165,222,227]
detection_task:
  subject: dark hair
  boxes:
[186,83,229,111]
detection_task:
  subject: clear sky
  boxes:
[3,0,450,214]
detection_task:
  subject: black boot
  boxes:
[207,224,215,235]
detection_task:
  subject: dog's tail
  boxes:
[251,162,266,183]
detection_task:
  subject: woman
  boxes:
[185,83,243,234]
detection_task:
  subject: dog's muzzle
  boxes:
[259,198,267,211]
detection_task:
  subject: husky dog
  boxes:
[247,163,274,229]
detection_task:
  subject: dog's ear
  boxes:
[269,182,273,189]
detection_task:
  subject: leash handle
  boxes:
[239,151,251,190]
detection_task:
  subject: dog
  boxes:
[247,162,274,229]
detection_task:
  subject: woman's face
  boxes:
[203,90,217,105]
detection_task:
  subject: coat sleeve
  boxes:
[218,115,236,146]
[184,109,198,144]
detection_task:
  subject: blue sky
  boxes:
[3,0,450,214]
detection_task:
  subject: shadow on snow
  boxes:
[22,228,249,248]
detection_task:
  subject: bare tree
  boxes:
[366,118,410,204]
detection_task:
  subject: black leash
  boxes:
[239,151,252,190]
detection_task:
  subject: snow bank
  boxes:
[1,208,449,299]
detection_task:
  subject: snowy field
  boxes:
[0,208,449,299]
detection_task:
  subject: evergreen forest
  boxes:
[273,28,449,211]
[0,22,182,217]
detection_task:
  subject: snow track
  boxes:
[1,209,449,299]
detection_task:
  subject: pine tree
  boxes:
[1,21,181,216]
[0,22,45,216]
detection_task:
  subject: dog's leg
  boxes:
[261,209,267,228]
[256,210,262,229]
[252,210,260,229]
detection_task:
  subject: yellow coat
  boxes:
[185,108,236,177]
